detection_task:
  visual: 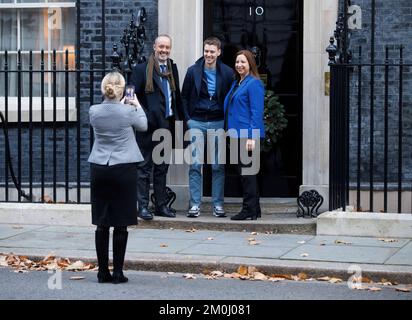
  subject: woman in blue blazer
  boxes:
[224,50,265,220]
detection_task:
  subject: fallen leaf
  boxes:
[368,287,382,292]
[250,232,258,236]
[237,265,248,276]
[252,272,267,281]
[317,276,331,282]
[205,275,216,280]
[395,287,411,292]
[247,237,256,242]
[248,266,258,274]
[210,271,224,277]
[167,272,175,275]
[0,256,8,267]
[70,276,85,281]
[329,277,343,284]
[335,240,352,245]
[224,273,241,279]
[66,260,86,271]
[360,277,373,284]
[271,274,294,281]
[269,277,285,282]
[42,253,56,262]
[298,272,308,280]
[378,238,398,243]
[300,253,309,257]
[248,240,261,246]
[185,228,197,233]
[183,273,196,280]
[378,279,393,286]
[206,237,214,241]
[159,244,168,248]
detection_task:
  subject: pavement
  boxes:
[1,213,412,284]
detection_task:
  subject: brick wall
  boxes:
[346,0,412,188]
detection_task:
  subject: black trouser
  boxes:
[136,123,172,209]
[236,138,262,216]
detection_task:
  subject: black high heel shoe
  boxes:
[230,211,257,221]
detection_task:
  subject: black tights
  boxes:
[96,226,127,232]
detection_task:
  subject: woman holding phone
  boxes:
[88,71,147,284]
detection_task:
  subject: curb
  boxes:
[19,253,412,284]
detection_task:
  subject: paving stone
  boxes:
[280,244,399,264]
[385,242,412,265]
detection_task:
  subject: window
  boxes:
[0,0,76,122]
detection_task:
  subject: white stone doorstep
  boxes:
[317,211,412,239]
[0,203,92,227]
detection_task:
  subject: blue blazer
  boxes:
[224,75,265,139]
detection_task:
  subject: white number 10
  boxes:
[249,6,264,16]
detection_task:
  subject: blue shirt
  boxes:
[204,68,216,98]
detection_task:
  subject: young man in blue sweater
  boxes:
[181,37,234,218]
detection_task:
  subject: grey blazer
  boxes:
[88,101,148,166]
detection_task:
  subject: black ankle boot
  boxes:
[112,229,128,284]
[95,228,112,283]
[230,211,257,221]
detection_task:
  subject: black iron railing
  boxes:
[0,49,110,204]
[327,0,412,213]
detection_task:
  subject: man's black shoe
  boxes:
[154,206,176,218]
[138,207,153,221]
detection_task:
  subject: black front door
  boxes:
[203,0,303,198]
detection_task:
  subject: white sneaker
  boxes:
[187,205,200,218]
[213,206,226,217]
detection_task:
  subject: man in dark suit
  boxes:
[130,34,183,220]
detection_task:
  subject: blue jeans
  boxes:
[187,119,225,207]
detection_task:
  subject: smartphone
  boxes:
[125,85,135,104]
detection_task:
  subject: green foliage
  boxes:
[263,90,288,152]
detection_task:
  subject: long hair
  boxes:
[235,50,260,82]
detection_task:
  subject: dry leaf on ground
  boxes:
[206,237,214,241]
[248,266,258,274]
[317,276,343,283]
[395,287,411,292]
[298,272,308,280]
[210,271,224,277]
[300,253,309,257]
[334,240,352,245]
[368,287,382,292]
[159,244,168,248]
[185,228,197,233]
[252,272,268,281]
[250,232,258,236]
[237,265,248,276]
[183,273,197,280]
[248,240,261,246]
[378,238,398,243]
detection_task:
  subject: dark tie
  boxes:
[160,65,171,118]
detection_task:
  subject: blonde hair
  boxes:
[101,72,125,100]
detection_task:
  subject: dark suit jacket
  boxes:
[181,57,234,122]
[130,60,183,132]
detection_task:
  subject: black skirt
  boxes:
[90,163,138,227]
